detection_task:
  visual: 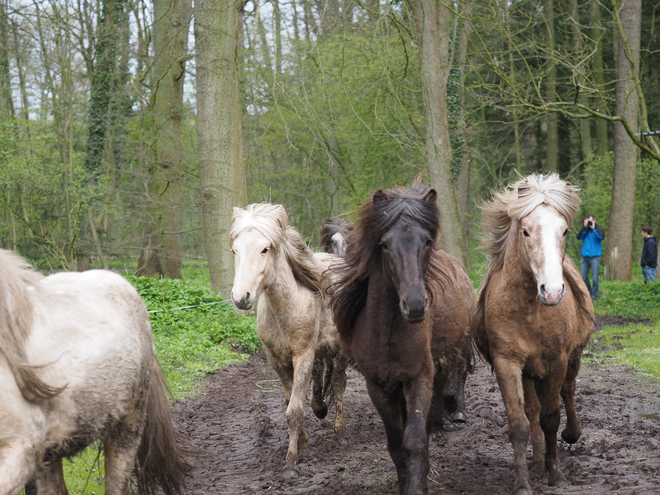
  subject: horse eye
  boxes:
[379,242,388,251]
[522,229,530,238]
[425,238,433,247]
[563,229,569,237]
[261,247,269,254]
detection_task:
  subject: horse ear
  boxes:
[373,190,387,204]
[423,188,437,204]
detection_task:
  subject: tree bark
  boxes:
[419,0,468,264]
[456,5,472,249]
[196,0,247,296]
[544,0,558,172]
[0,0,15,120]
[570,0,592,162]
[605,0,641,281]
[592,0,608,156]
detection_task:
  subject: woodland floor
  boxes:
[171,316,660,494]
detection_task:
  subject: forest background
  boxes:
[0,0,659,295]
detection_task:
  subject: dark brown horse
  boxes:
[471,174,595,495]
[328,183,473,494]
[320,217,353,256]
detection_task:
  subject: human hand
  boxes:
[584,219,589,227]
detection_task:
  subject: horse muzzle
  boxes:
[231,290,254,310]
[538,283,565,306]
[400,295,430,323]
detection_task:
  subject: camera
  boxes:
[587,221,593,228]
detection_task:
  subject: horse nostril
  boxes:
[540,284,546,294]
[245,292,251,303]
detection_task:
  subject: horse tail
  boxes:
[135,359,191,495]
[470,278,492,365]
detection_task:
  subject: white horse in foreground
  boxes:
[0,250,189,495]
[230,203,348,479]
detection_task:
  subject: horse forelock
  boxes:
[330,182,448,342]
[230,203,289,248]
[320,217,353,252]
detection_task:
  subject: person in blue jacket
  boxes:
[576,214,605,299]
[641,226,657,283]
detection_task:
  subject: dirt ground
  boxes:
[171,316,660,494]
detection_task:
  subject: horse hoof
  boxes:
[513,488,534,495]
[336,435,348,446]
[283,467,300,480]
[451,411,467,423]
[561,427,580,445]
[312,402,328,419]
[548,472,569,488]
[529,461,544,476]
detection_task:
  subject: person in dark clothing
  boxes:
[577,214,605,299]
[641,226,657,283]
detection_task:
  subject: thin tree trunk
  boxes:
[592,0,608,156]
[504,0,522,173]
[456,4,472,248]
[196,0,246,295]
[419,0,468,264]
[0,0,15,120]
[605,0,641,281]
[571,0,592,162]
[544,0,558,172]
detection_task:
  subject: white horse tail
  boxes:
[135,359,191,495]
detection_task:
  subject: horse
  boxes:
[0,250,190,495]
[230,203,348,480]
[328,183,473,495]
[471,174,595,495]
[320,217,353,255]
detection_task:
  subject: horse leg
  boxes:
[402,373,433,495]
[25,481,38,495]
[523,377,544,475]
[492,357,533,495]
[35,460,68,495]
[560,354,583,445]
[451,361,468,423]
[266,349,294,406]
[0,440,35,495]
[331,356,348,445]
[104,434,142,494]
[311,359,328,419]
[536,365,569,488]
[365,380,407,495]
[282,349,315,480]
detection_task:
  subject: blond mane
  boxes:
[0,249,65,402]
[231,203,324,294]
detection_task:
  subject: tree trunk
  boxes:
[0,0,15,120]
[196,0,246,296]
[605,0,641,281]
[592,0,608,156]
[571,0,592,162]
[544,0,558,172]
[419,0,468,264]
[138,0,191,279]
[456,6,472,249]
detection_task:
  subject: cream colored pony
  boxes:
[230,203,347,480]
[0,250,189,495]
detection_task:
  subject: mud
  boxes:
[171,338,660,495]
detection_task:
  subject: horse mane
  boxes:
[319,217,354,253]
[472,174,591,359]
[329,182,451,344]
[231,203,324,294]
[0,249,65,402]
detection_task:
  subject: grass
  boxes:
[20,266,259,494]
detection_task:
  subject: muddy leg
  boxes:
[35,460,68,495]
[283,349,315,480]
[493,357,533,495]
[561,357,582,445]
[523,378,544,475]
[402,373,433,495]
[365,380,407,495]
[104,436,141,495]
[311,359,329,419]
[332,356,348,445]
[536,364,569,488]
[266,350,294,406]
[452,362,468,423]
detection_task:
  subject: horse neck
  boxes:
[262,247,300,309]
[364,264,406,336]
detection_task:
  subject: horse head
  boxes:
[372,186,438,323]
[230,204,287,310]
[320,217,353,256]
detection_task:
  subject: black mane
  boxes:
[329,182,450,344]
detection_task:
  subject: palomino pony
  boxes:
[471,174,595,495]
[320,217,353,255]
[328,183,473,494]
[230,203,347,479]
[0,250,189,495]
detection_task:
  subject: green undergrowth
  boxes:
[593,279,660,321]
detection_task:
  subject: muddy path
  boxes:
[172,324,660,494]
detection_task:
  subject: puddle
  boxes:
[640,413,660,421]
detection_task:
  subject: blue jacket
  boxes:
[577,224,605,258]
